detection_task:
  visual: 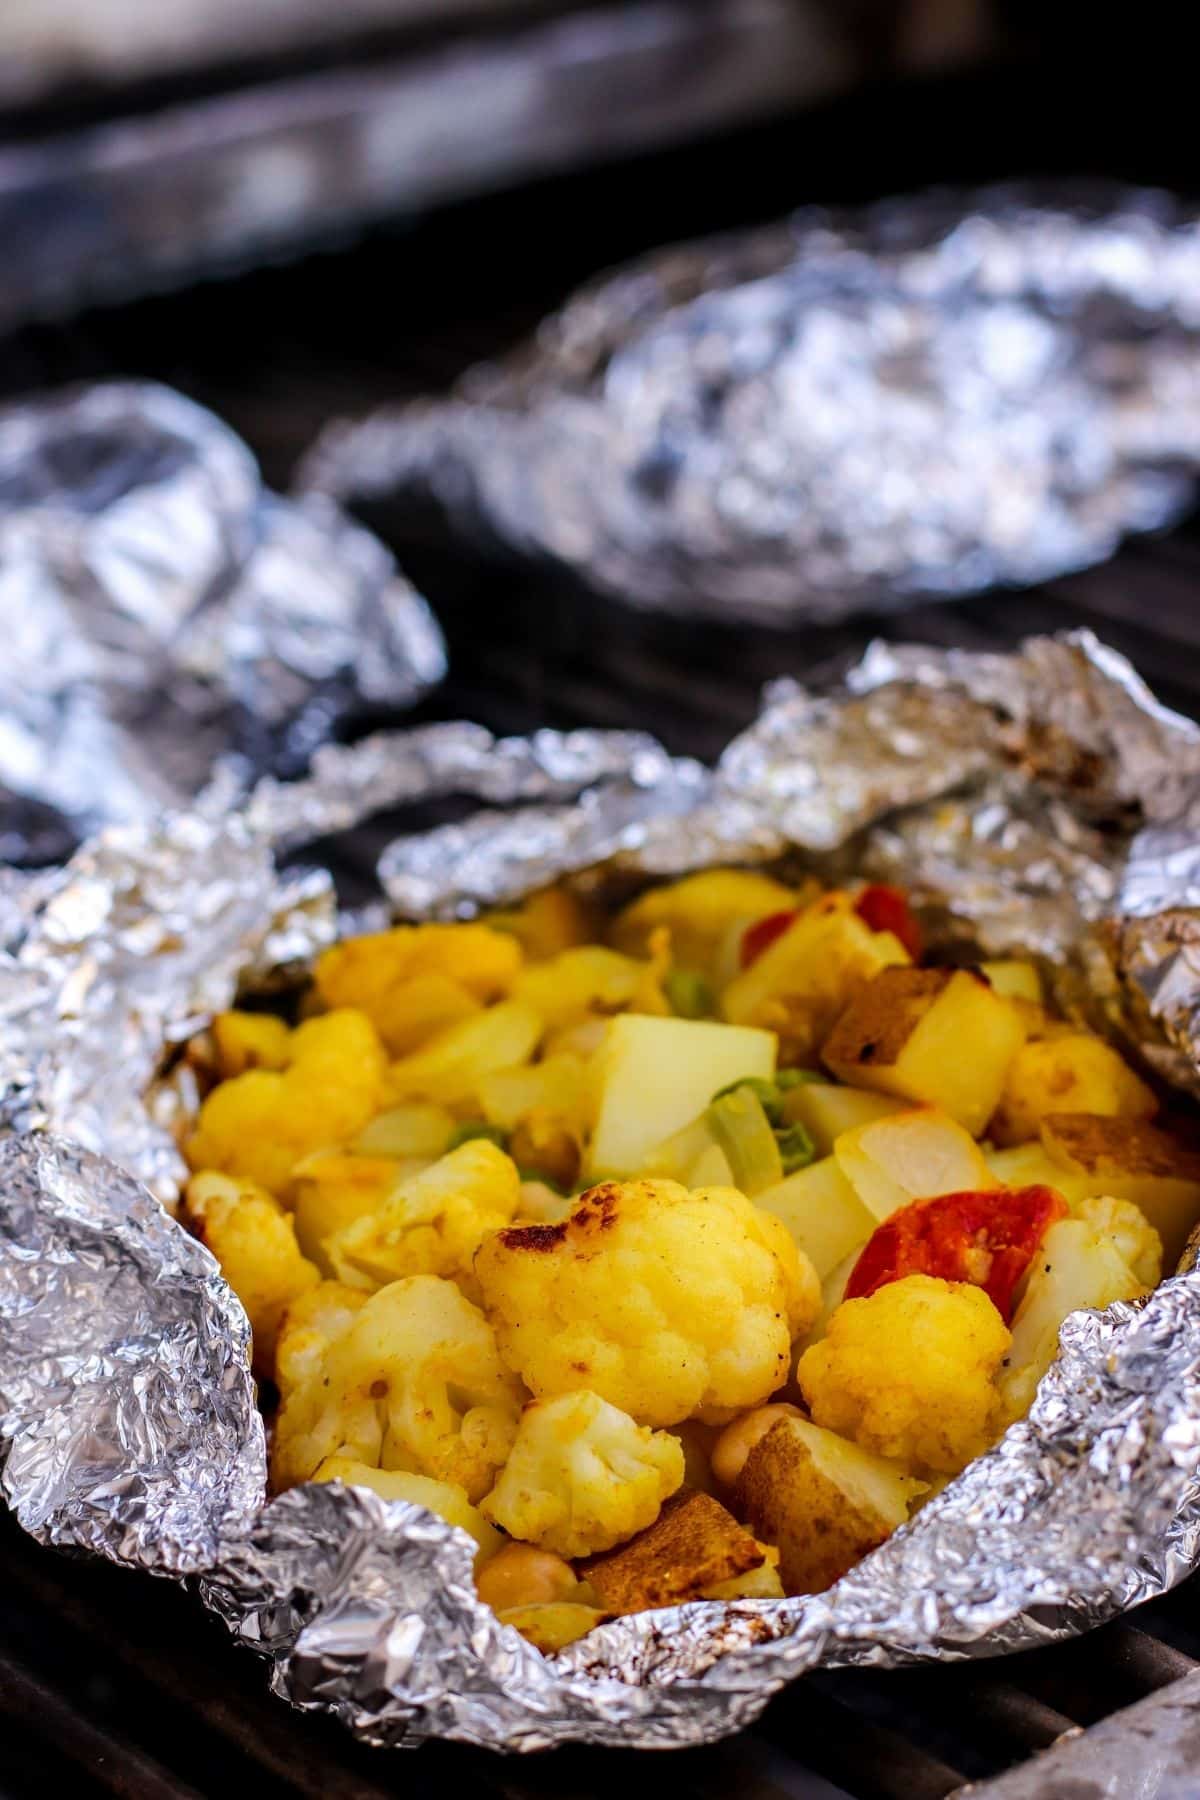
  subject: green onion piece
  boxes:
[775,1068,823,1091]
[706,1088,784,1196]
[711,1074,780,1114]
[774,1121,816,1176]
[446,1120,508,1151]
[665,968,716,1019]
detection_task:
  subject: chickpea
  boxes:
[508,1107,581,1191]
[475,1542,579,1612]
[710,1403,804,1489]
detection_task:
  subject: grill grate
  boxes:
[4,61,1200,1799]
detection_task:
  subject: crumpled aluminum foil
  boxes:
[6,628,1200,1752]
[0,380,447,861]
[300,184,1200,624]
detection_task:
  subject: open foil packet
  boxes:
[0,381,447,863]
[300,184,1200,625]
[5,630,1200,1751]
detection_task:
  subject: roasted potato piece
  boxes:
[797,1274,1011,1474]
[484,886,595,960]
[475,1178,818,1427]
[312,1457,503,1560]
[991,1034,1157,1147]
[326,1138,521,1297]
[978,960,1043,1003]
[586,1013,775,1180]
[710,1403,805,1488]
[732,1415,927,1595]
[186,1171,319,1376]
[482,1390,685,1558]
[822,968,1026,1135]
[722,892,910,1062]
[610,869,801,973]
[754,1157,876,1281]
[994,1217,1148,1426]
[833,1106,998,1221]
[983,1140,1090,1204]
[578,1487,767,1613]
[314,923,522,1053]
[1040,1113,1200,1267]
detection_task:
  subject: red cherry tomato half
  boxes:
[854,884,923,960]
[845,1185,1069,1323]
[739,910,799,969]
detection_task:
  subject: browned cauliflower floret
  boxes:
[475,1179,819,1427]
[797,1274,1011,1475]
[480,1390,685,1557]
[186,1009,388,1195]
[271,1273,524,1501]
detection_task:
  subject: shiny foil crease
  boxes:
[300,184,1200,624]
[0,381,447,861]
[8,630,1200,1749]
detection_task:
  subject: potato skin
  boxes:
[991,1034,1157,1146]
[578,1487,766,1613]
[732,1418,915,1596]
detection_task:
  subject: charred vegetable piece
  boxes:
[845,1186,1069,1323]
[1040,1113,1200,1268]
[578,1487,767,1613]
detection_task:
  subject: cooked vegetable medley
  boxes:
[181,872,1200,1647]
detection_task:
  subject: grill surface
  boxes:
[4,55,1200,1800]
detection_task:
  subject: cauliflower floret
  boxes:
[314,923,522,1054]
[211,1010,291,1078]
[275,1280,366,1392]
[186,1171,318,1376]
[312,1456,503,1560]
[511,943,670,1034]
[326,1139,521,1299]
[797,1274,1011,1475]
[270,1273,524,1501]
[481,1390,684,1557]
[609,869,803,974]
[1077,1195,1162,1288]
[475,1179,820,1427]
[186,1008,388,1195]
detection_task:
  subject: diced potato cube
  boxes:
[578,1488,767,1614]
[586,1014,775,1180]
[722,892,910,1061]
[834,1106,998,1221]
[994,1217,1146,1426]
[984,1140,1090,1206]
[211,1010,291,1078]
[388,1001,543,1108]
[1040,1113,1200,1268]
[353,1103,456,1160]
[484,886,594,960]
[610,869,801,972]
[979,960,1043,1004]
[822,968,1026,1135]
[781,1083,906,1156]
[291,1152,404,1271]
[312,1457,503,1560]
[990,1034,1157,1147]
[513,946,664,1033]
[754,1156,876,1280]
[478,1054,587,1132]
[732,1415,927,1595]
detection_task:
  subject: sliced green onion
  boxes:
[446,1120,508,1151]
[665,968,716,1019]
[774,1121,816,1175]
[706,1088,784,1196]
[711,1074,782,1118]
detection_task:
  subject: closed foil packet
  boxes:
[299,184,1200,625]
[0,381,447,862]
[5,629,1200,1750]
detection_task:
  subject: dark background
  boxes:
[5,13,1200,1798]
